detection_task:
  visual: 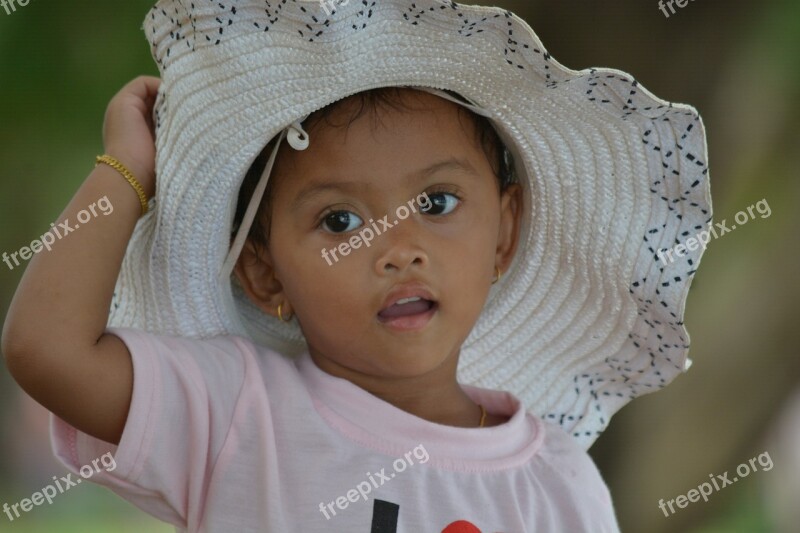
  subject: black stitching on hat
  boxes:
[142,0,711,447]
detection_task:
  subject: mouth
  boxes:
[377,285,439,331]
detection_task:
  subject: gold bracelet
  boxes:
[95,155,149,216]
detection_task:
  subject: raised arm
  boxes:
[1,76,161,445]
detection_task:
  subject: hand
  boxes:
[102,76,161,198]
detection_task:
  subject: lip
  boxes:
[379,282,437,312]
[377,281,439,331]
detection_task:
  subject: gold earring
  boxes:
[278,302,290,322]
[492,266,502,284]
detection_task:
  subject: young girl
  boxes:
[2,1,712,531]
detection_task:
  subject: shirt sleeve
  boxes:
[535,421,621,532]
[50,327,252,529]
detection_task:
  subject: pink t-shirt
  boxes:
[50,328,620,532]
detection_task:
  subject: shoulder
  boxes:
[534,418,606,481]
[528,418,619,528]
[106,327,301,392]
[108,326,292,363]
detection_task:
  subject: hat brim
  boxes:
[110,0,712,449]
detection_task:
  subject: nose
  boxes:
[373,217,429,276]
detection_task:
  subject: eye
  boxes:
[420,192,460,216]
[321,211,363,233]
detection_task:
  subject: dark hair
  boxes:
[232,87,516,251]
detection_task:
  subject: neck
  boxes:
[370,380,480,427]
[308,350,484,427]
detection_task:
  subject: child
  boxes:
[2,1,712,531]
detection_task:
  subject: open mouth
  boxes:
[377,296,439,330]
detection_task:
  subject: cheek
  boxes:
[291,277,374,356]
[270,229,371,322]
[432,213,497,304]
[434,203,500,265]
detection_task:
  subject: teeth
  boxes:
[395,296,422,305]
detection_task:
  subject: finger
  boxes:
[123,76,162,102]
[141,77,162,112]
[138,75,162,98]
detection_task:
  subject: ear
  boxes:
[233,240,293,319]
[495,183,523,273]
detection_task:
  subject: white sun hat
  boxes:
[109,0,713,448]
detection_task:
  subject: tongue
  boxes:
[379,300,432,319]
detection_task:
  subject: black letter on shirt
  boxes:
[370,499,399,532]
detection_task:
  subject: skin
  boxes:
[2,77,159,445]
[1,78,520,448]
[235,90,522,428]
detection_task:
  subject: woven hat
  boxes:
[109,0,712,448]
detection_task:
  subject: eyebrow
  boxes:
[290,157,480,211]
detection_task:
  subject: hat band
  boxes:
[219,119,310,280]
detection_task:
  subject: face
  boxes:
[236,90,521,384]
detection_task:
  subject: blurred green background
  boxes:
[1,1,798,532]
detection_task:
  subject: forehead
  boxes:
[307,88,465,129]
[271,89,486,178]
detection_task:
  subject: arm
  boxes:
[1,76,161,445]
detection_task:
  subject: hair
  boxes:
[232,87,516,253]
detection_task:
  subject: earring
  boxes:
[492,266,502,284]
[277,302,291,322]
